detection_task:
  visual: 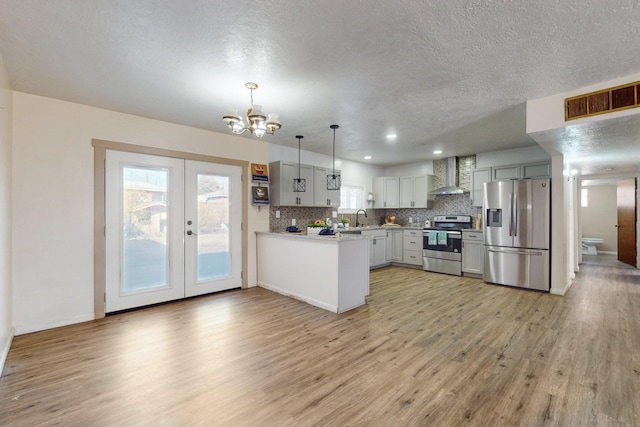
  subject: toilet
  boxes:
[582,237,604,255]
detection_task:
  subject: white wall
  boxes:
[12,92,270,334]
[268,144,383,194]
[550,154,573,295]
[0,54,13,370]
[581,184,618,253]
[475,146,550,169]
[384,160,434,177]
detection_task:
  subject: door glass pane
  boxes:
[197,174,230,281]
[122,166,169,292]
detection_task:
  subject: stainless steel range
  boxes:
[423,215,473,276]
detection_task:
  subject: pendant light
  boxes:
[293,135,306,192]
[327,124,341,190]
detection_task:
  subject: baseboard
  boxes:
[257,281,338,313]
[551,278,573,296]
[13,313,95,336]
[598,251,617,256]
[1,328,15,375]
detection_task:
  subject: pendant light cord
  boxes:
[330,124,339,175]
[296,135,303,179]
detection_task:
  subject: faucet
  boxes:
[355,209,367,227]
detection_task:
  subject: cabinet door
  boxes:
[492,165,519,181]
[471,168,491,207]
[296,164,315,206]
[413,175,433,208]
[521,162,550,179]
[462,240,484,274]
[373,236,387,266]
[276,162,314,206]
[278,162,298,205]
[399,176,414,208]
[372,177,384,209]
[384,177,400,208]
[313,167,341,207]
[385,230,403,261]
[392,230,403,261]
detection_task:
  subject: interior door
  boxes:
[184,160,242,297]
[617,178,637,266]
[105,150,185,312]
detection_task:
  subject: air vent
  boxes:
[565,81,640,121]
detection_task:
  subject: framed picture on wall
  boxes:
[251,163,269,182]
[252,186,269,205]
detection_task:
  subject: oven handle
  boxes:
[422,230,462,236]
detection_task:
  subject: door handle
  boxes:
[186,230,197,236]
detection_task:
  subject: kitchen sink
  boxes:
[339,229,362,235]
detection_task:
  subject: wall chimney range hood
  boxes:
[429,157,468,195]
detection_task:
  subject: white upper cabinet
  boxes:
[471,168,491,207]
[492,164,520,181]
[270,161,314,206]
[521,162,551,179]
[373,176,400,208]
[313,166,341,207]
[400,175,435,208]
[399,176,413,208]
[471,161,550,207]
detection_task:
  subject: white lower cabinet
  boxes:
[402,229,423,266]
[386,229,403,262]
[462,230,484,276]
[362,229,387,268]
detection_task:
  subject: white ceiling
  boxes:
[2,0,640,177]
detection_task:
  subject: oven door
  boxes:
[422,230,462,253]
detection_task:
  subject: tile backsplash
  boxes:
[269,154,481,230]
[269,206,384,231]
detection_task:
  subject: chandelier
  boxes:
[222,82,282,138]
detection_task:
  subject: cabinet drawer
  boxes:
[462,231,483,242]
[403,237,422,251]
[403,229,422,238]
[403,250,423,266]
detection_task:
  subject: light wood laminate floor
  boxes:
[1,264,639,426]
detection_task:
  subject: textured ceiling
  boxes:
[2,0,640,176]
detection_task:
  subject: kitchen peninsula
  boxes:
[256,232,369,313]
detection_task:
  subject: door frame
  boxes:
[93,139,249,318]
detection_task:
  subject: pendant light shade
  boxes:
[293,135,306,192]
[327,124,341,190]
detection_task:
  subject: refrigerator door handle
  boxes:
[513,192,518,236]
[487,248,544,256]
[508,192,514,236]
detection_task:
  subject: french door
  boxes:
[105,150,242,312]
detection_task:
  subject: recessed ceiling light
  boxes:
[363,155,372,160]
[386,134,397,140]
[433,150,442,154]
[604,167,614,171]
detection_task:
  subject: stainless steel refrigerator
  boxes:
[483,178,550,291]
